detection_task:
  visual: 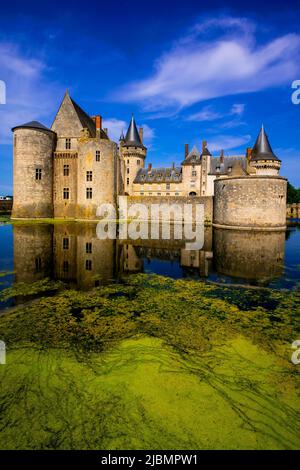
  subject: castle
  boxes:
[12,91,287,230]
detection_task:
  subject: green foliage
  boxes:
[287,182,300,204]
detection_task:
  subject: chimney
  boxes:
[202,140,207,152]
[148,163,152,172]
[185,143,189,159]
[95,115,102,130]
[220,149,224,164]
[91,115,102,137]
[139,127,143,143]
[246,147,252,161]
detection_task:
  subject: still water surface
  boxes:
[1,221,300,304]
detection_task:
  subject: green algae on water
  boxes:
[0,274,299,450]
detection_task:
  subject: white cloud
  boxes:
[114,16,300,112]
[205,134,251,152]
[102,118,155,145]
[187,103,245,122]
[0,42,62,144]
[102,118,127,141]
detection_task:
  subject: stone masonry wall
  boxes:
[12,128,55,218]
[213,176,287,229]
[121,195,213,223]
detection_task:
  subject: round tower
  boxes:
[213,126,287,230]
[12,121,56,218]
[120,115,146,195]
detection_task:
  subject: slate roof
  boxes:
[124,115,145,149]
[70,97,108,140]
[209,156,248,175]
[11,121,54,133]
[134,166,182,184]
[251,126,280,162]
[182,146,201,165]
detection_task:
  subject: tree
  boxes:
[287,182,300,204]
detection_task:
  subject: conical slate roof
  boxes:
[251,126,280,162]
[124,115,144,148]
[12,121,54,133]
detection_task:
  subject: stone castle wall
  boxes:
[122,195,213,223]
[12,128,56,218]
[76,139,118,219]
[287,203,300,219]
[213,176,287,229]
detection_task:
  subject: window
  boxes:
[137,159,140,165]
[85,259,92,271]
[86,187,93,199]
[63,238,69,250]
[127,178,129,185]
[86,171,93,182]
[96,150,100,162]
[127,168,130,174]
[65,138,71,150]
[63,261,69,273]
[192,170,197,177]
[86,242,92,254]
[127,159,129,164]
[35,257,42,272]
[166,192,170,195]
[35,168,42,180]
[157,192,161,196]
[175,192,179,196]
[63,188,69,200]
[63,164,69,176]
[166,183,170,190]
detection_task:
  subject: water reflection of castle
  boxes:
[13,223,285,288]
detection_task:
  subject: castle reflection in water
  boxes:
[13,223,286,288]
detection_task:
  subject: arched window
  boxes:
[189,191,197,197]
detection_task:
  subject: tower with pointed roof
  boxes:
[120,115,146,195]
[249,125,281,176]
[12,120,56,218]
[213,125,287,230]
[12,90,120,219]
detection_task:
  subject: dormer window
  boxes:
[216,166,220,172]
[65,138,71,150]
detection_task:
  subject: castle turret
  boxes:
[213,125,286,230]
[12,121,56,218]
[250,125,281,176]
[120,115,146,195]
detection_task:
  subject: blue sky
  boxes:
[0,0,300,194]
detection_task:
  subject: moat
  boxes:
[0,221,299,450]
[1,221,300,299]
